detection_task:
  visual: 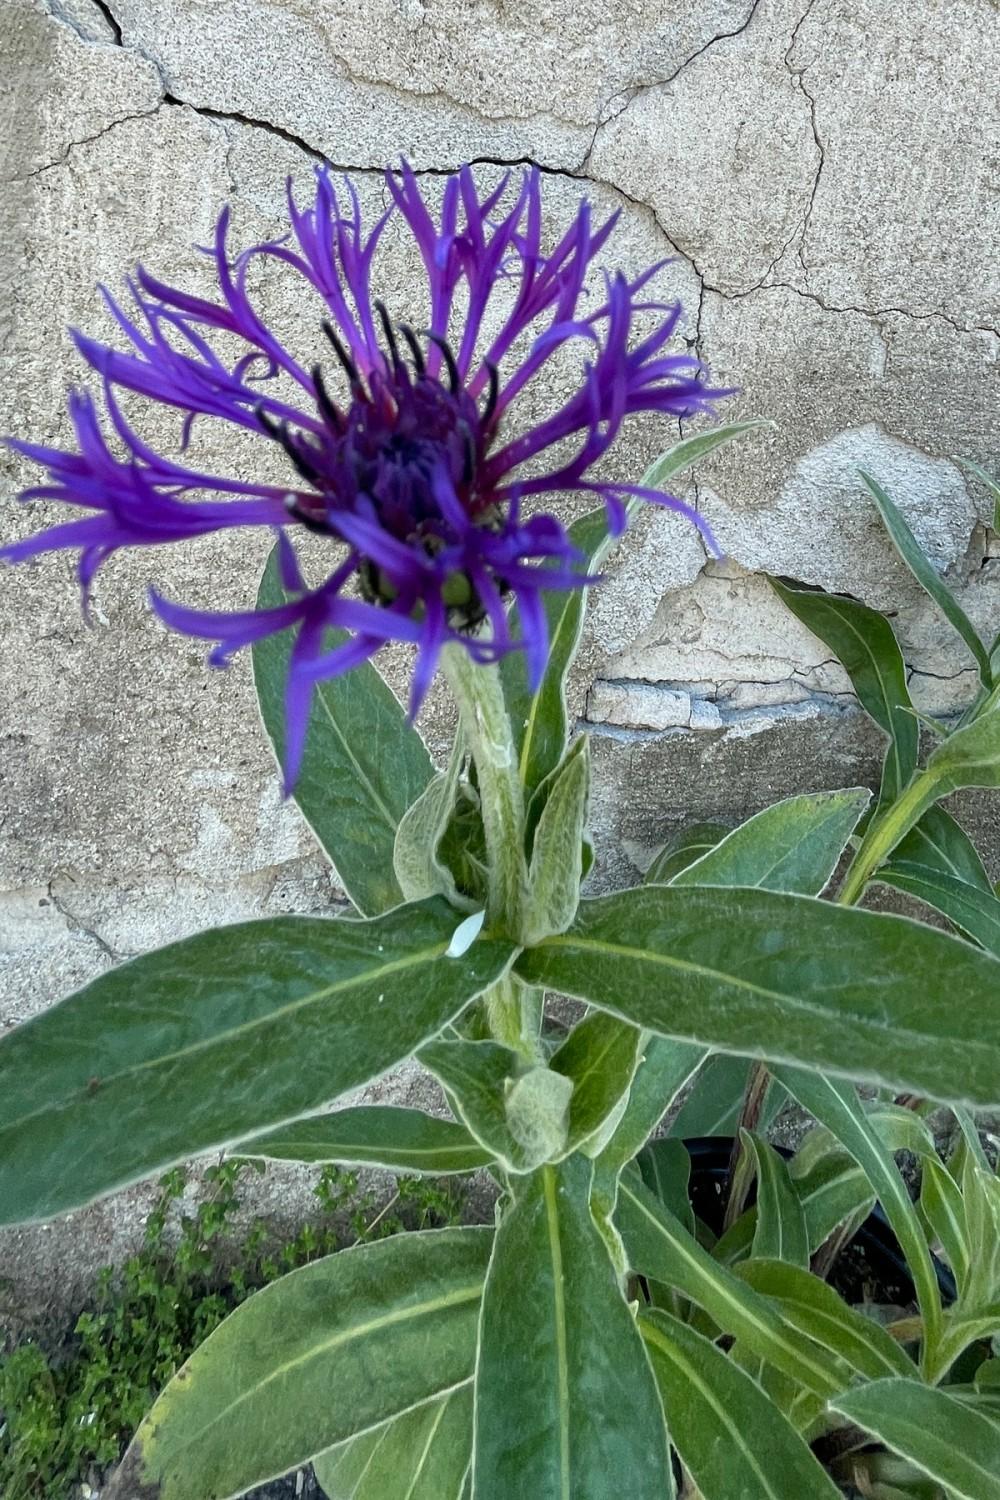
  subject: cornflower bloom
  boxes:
[2,163,728,785]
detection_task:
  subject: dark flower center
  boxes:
[259,309,504,626]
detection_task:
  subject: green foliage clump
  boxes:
[0,1160,462,1500]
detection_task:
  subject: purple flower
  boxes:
[3,163,728,787]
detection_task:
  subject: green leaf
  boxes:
[673,788,871,895]
[921,1154,971,1290]
[524,736,591,945]
[313,1385,472,1500]
[0,899,515,1225]
[959,458,1000,535]
[667,1054,787,1140]
[500,507,608,798]
[253,546,435,915]
[515,885,1000,1107]
[924,701,1000,796]
[769,577,918,804]
[877,863,1000,955]
[645,822,729,885]
[590,1036,705,1195]
[236,1106,491,1176]
[745,1133,809,1267]
[959,1154,1000,1309]
[639,1308,841,1499]
[734,1260,915,1380]
[549,1011,642,1155]
[638,1137,696,1235]
[830,1380,1000,1500]
[891,805,993,893]
[393,732,472,909]
[773,1070,943,1355]
[108,1228,491,1500]
[419,1040,572,1173]
[473,1156,672,1500]
[503,422,770,796]
[617,1176,844,1397]
[861,470,992,690]
[737,1105,935,1257]
[640,418,775,493]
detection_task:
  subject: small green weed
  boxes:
[0,1161,463,1499]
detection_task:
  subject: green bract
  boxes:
[4,433,1000,1500]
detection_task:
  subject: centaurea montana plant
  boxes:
[2,164,1000,1500]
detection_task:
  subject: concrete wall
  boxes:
[1,0,998,1318]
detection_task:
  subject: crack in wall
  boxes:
[46,878,123,962]
[782,0,824,279]
[15,103,163,182]
[582,0,763,175]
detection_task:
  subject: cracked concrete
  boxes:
[1,0,999,1309]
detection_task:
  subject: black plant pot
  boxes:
[681,1135,956,1306]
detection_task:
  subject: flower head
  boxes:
[3,163,728,787]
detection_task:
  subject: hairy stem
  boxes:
[836,773,936,906]
[723,1061,770,1230]
[442,646,528,938]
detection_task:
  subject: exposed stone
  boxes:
[588,0,820,295]
[2,0,162,185]
[109,0,755,169]
[587,680,693,731]
[778,0,1000,330]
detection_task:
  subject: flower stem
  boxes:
[836,773,937,906]
[442,646,528,938]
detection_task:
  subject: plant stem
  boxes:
[836,773,936,906]
[723,1061,770,1231]
[442,646,528,938]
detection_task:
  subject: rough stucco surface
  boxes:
[1,0,998,1317]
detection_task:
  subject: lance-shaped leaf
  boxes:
[254,546,435,915]
[773,1070,943,1355]
[831,1380,1000,1500]
[502,422,770,795]
[744,1133,809,1267]
[673,788,871,895]
[777,1104,935,1256]
[958,1153,1000,1309]
[734,1260,915,1380]
[590,1036,705,1226]
[394,731,471,909]
[473,1155,671,1500]
[769,577,917,804]
[617,1176,844,1397]
[861,470,993,691]
[891,805,993,892]
[923,699,1000,796]
[640,1309,841,1500]
[237,1106,491,1176]
[0,898,515,1225]
[313,1384,472,1500]
[524,736,591,945]
[667,1054,786,1140]
[921,1155,971,1291]
[107,1228,490,1500]
[515,885,1000,1107]
[645,822,729,885]
[960,458,1000,536]
[638,1138,696,1235]
[549,1010,642,1156]
[877,863,1000,956]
